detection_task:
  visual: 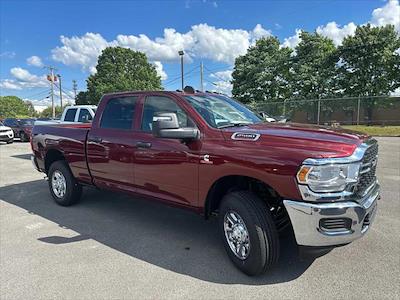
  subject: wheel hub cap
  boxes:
[223,211,250,260]
[51,170,66,198]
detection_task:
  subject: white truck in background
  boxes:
[35,105,97,125]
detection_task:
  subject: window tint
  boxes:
[64,108,77,122]
[100,97,138,129]
[78,109,92,122]
[141,96,192,132]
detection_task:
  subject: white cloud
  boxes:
[51,24,271,72]
[210,70,233,95]
[283,0,400,49]
[282,29,302,49]
[0,67,48,90]
[371,0,400,32]
[316,22,357,46]
[27,55,44,67]
[51,33,111,72]
[152,61,168,80]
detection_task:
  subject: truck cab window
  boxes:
[78,109,92,122]
[100,97,138,129]
[141,96,193,132]
[64,108,77,122]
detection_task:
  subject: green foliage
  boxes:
[231,24,400,121]
[86,47,162,104]
[0,96,31,118]
[40,106,63,118]
[338,24,400,120]
[232,37,292,108]
[75,91,90,105]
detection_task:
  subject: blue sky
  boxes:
[1,0,399,107]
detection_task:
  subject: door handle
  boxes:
[136,141,152,149]
[88,136,103,143]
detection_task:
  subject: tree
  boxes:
[24,101,37,117]
[86,47,162,104]
[0,96,30,118]
[40,106,63,118]
[232,36,293,113]
[75,91,90,105]
[338,24,400,122]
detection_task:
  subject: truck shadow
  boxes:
[0,180,319,285]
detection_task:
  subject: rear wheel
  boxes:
[219,191,279,276]
[48,161,82,206]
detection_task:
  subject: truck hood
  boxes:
[222,122,369,159]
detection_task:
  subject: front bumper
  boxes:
[283,183,379,247]
[0,132,14,141]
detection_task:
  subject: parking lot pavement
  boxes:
[0,138,399,300]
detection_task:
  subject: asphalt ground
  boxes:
[0,137,399,299]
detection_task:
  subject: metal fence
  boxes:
[251,96,400,125]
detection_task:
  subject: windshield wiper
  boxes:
[218,122,251,129]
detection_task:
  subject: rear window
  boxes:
[64,108,77,122]
[100,97,138,130]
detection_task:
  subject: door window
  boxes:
[64,108,77,122]
[78,109,92,122]
[100,97,138,129]
[141,96,192,132]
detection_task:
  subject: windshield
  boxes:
[0,121,4,126]
[184,95,262,128]
[19,119,35,126]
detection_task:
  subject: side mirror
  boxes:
[152,112,199,140]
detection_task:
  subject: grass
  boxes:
[342,125,400,137]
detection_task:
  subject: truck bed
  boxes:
[31,123,93,184]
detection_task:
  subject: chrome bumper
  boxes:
[283,183,380,247]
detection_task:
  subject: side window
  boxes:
[78,109,92,122]
[64,108,77,122]
[100,96,138,130]
[141,96,192,132]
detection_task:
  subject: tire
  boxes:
[48,161,82,206]
[20,132,28,142]
[6,140,13,144]
[219,191,279,276]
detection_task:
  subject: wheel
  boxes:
[48,161,82,206]
[6,140,13,144]
[219,191,279,276]
[20,132,28,142]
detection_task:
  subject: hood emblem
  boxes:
[231,132,260,141]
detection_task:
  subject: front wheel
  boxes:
[48,161,82,206]
[219,191,279,276]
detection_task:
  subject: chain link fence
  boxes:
[251,96,400,125]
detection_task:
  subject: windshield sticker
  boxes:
[231,132,260,141]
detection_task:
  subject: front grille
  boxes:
[355,140,378,196]
[0,129,9,133]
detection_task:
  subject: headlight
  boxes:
[297,163,360,193]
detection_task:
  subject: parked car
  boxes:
[0,120,14,143]
[31,89,379,276]
[259,111,276,122]
[34,105,97,125]
[4,118,35,142]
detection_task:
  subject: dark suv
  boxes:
[4,118,35,142]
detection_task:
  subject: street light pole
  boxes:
[57,74,63,111]
[178,50,184,90]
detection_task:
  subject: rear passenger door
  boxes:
[86,96,139,192]
[63,108,77,122]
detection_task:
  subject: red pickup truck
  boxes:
[31,89,380,276]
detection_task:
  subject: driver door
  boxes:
[133,95,200,206]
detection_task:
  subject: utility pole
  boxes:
[178,50,184,90]
[200,62,204,92]
[72,80,78,100]
[44,66,58,118]
[57,74,63,111]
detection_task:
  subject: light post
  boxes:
[178,50,184,90]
